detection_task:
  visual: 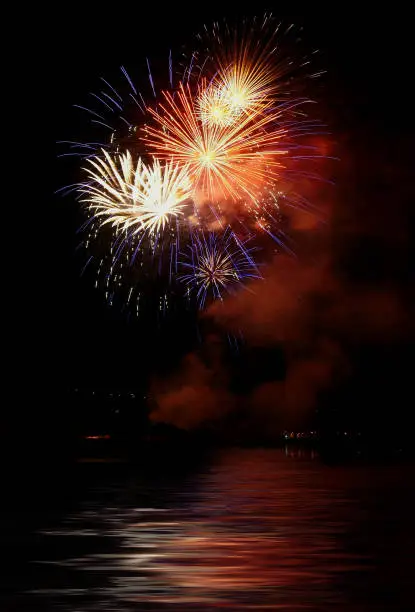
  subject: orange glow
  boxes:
[143,82,287,204]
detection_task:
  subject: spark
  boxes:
[198,57,274,128]
[198,83,236,127]
[215,59,273,116]
[180,229,259,307]
[79,149,192,236]
[59,20,325,318]
[197,17,283,129]
[144,82,288,203]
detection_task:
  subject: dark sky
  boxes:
[14,4,413,439]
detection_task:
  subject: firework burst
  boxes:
[180,229,260,307]
[59,15,326,320]
[197,81,237,127]
[80,149,192,236]
[197,53,275,128]
[144,82,288,203]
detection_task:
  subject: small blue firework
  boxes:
[180,228,261,308]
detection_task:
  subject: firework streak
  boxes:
[60,15,325,314]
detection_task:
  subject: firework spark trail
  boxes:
[198,52,276,128]
[198,82,236,127]
[197,16,293,118]
[121,66,137,95]
[144,82,289,203]
[79,150,192,237]
[100,77,123,101]
[180,228,260,307]
[59,18,326,316]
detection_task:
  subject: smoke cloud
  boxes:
[150,130,411,434]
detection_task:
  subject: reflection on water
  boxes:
[3,448,415,610]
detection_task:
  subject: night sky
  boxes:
[13,5,413,449]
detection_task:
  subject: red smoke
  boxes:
[151,348,235,431]
[150,130,411,433]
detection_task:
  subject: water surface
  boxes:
[2,448,414,610]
